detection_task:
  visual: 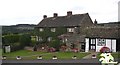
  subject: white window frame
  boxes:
[67,28,74,32]
[91,46,95,49]
[37,36,43,41]
[51,28,56,32]
[91,39,95,44]
[39,28,44,32]
[48,37,52,42]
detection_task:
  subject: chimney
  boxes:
[67,11,72,16]
[43,15,47,19]
[94,19,98,25]
[53,13,58,17]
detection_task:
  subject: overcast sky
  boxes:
[0,0,119,25]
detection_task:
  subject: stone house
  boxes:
[36,11,120,52]
[36,11,93,51]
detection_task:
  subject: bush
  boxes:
[19,34,31,48]
[30,40,37,46]
[49,38,60,51]
[11,43,22,52]
[2,34,20,45]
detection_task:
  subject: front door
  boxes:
[81,44,85,52]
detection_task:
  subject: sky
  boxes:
[0,0,119,25]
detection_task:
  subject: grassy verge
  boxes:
[111,52,119,58]
[97,52,119,59]
[2,50,90,60]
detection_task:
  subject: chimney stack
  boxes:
[67,11,72,16]
[53,13,58,17]
[43,15,47,19]
[94,19,98,25]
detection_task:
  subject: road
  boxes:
[2,59,102,65]
[2,58,120,65]
[2,59,99,63]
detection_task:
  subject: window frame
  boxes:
[47,37,52,42]
[39,28,44,32]
[67,28,75,32]
[51,28,56,32]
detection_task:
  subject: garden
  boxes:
[2,50,90,60]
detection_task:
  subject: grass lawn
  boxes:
[111,52,119,58]
[2,50,90,60]
[97,52,120,59]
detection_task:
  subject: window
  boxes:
[48,37,52,42]
[51,28,56,32]
[91,46,95,50]
[37,36,43,41]
[39,37,43,41]
[62,38,67,43]
[67,28,74,32]
[39,28,44,32]
[91,39,95,44]
[90,39,96,50]
[97,39,106,46]
[65,38,68,42]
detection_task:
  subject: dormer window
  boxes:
[67,28,74,32]
[39,28,44,32]
[51,28,56,32]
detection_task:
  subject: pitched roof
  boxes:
[85,26,119,39]
[37,13,91,27]
[58,33,86,43]
[67,34,85,43]
[97,22,120,27]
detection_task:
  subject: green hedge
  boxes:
[2,34,20,44]
[2,34,31,52]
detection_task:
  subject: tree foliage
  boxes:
[2,34,20,45]
[2,34,32,51]
[48,38,61,51]
[19,34,31,48]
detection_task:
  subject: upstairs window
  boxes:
[67,28,74,32]
[39,28,44,32]
[51,28,56,32]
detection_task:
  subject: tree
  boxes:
[19,34,31,48]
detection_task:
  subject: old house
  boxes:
[36,11,93,51]
[85,22,120,52]
[36,11,119,52]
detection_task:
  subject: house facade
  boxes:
[85,38,117,52]
[36,11,93,51]
[36,11,119,52]
[84,24,119,52]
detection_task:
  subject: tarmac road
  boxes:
[2,59,100,63]
[2,59,101,65]
[2,58,120,65]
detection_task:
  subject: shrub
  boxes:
[19,34,31,48]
